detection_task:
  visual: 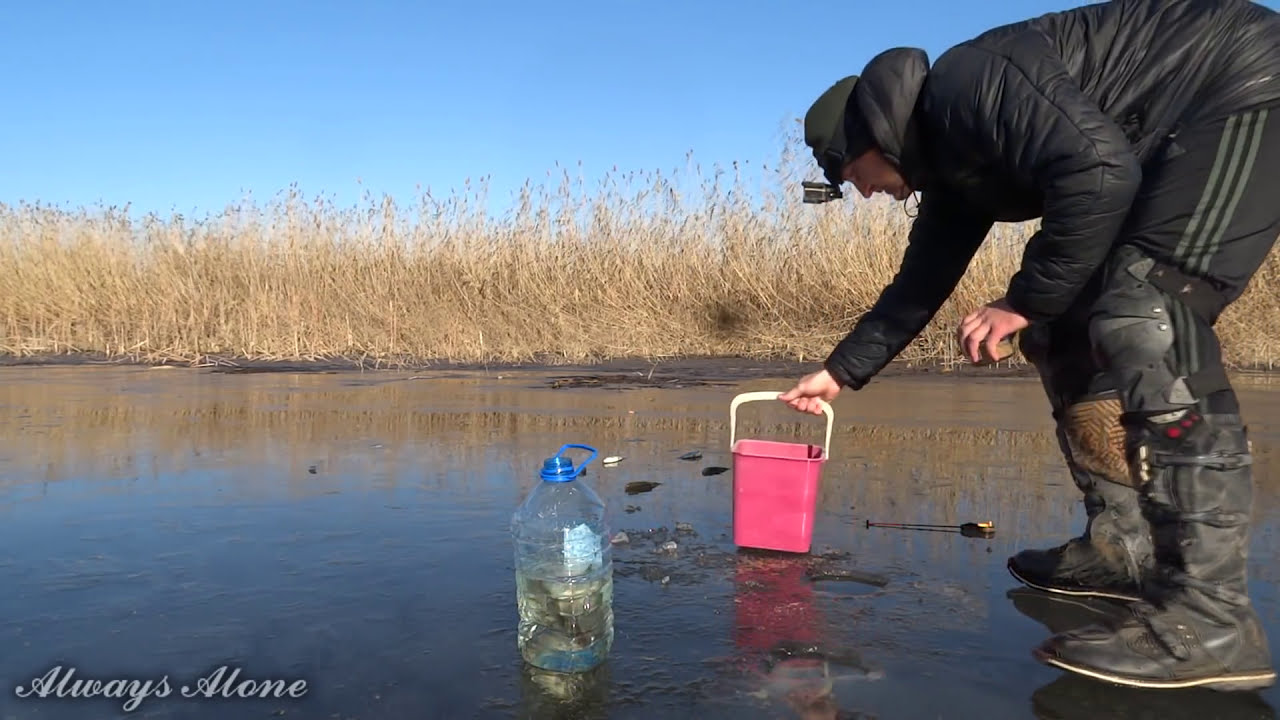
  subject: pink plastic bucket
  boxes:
[729,391,833,554]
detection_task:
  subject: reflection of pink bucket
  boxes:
[733,558,820,651]
[729,391,833,554]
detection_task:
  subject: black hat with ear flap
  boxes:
[803,75,877,187]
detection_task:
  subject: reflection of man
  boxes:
[784,683,872,720]
[785,685,838,720]
[780,0,1280,692]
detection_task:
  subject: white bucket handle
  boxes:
[729,391,834,459]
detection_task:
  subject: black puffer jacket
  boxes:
[824,0,1280,391]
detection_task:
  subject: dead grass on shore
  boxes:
[3,126,1279,369]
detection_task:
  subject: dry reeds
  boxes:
[3,123,1279,369]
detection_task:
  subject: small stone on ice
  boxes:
[611,532,630,545]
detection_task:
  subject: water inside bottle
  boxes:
[515,559,614,673]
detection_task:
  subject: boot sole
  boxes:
[1032,648,1277,691]
[1007,561,1141,603]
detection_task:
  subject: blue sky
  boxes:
[3,0,1277,219]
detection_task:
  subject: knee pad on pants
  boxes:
[1089,281,1173,369]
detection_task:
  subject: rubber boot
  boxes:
[1008,402,1153,602]
[1034,412,1276,691]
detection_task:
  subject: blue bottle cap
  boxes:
[540,444,597,482]
[541,455,575,481]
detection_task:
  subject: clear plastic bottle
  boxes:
[511,443,614,673]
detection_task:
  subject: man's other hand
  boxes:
[958,298,1030,363]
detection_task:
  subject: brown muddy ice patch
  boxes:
[546,373,738,390]
[1,365,1280,718]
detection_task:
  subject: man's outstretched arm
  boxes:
[824,190,994,390]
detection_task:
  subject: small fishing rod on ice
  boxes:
[865,520,996,539]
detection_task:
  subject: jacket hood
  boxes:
[851,47,932,190]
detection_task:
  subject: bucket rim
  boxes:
[731,438,827,461]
